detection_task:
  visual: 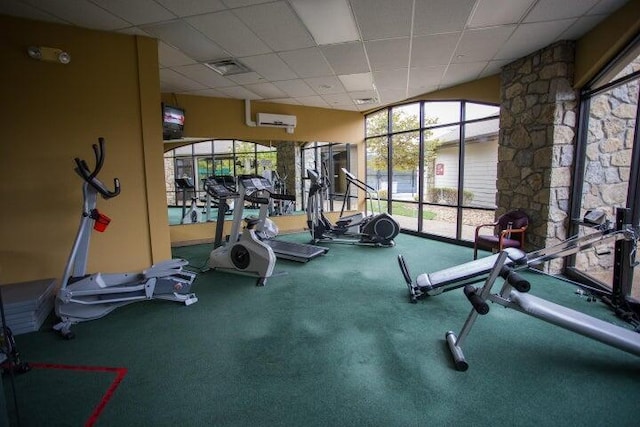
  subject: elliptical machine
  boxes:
[175,177,201,224]
[306,167,400,247]
[206,176,278,286]
[53,138,198,339]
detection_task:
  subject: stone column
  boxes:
[276,141,301,205]
[499,41,577,272]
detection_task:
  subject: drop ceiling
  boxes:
[1,0,630,111]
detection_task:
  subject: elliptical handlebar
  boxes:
[74,138,121,199]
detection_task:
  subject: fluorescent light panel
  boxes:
[290,0,359,45]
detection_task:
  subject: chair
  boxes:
[473,210,530,259]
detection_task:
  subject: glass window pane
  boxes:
[193,141,213,154]
[463,118,499,208]
[391,130,419,229]
[424,125,459,206]
[366,136,388,198]
[466,102,500,121]
[214,140,233,154]
[366,110,388,137]
[424,101,460,127]
[422,205,457,238]
[174,145,192,155]
[391,103,419,132]
[576,78,638,289]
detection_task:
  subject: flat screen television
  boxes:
[162,104,185,140]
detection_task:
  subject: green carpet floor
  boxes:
[4,233,639,426]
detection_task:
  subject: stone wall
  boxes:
[499,40,577,271]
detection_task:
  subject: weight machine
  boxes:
[398,208,640,370]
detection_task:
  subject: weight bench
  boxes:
[399,248,527,302]
[445,251,640,371]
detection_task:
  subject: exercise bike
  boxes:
[53,138,198,339]
[206,177,278,286]
[306,167,399,247]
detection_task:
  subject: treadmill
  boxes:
[238,175,329,263]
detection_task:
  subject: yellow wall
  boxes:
[161,94,364,143]
[575,0,640,88]
[0,16,169,284]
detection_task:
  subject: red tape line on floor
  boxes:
[30,362,128,427]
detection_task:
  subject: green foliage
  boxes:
[426,187,474,205]
[366,108,440,173]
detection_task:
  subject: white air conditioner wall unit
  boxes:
[256,113,297,129]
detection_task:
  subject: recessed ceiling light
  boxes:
[204,59,251,76]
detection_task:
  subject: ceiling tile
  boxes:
[441,62,488,86]
[278,48,334,78]
[557,15,608,41]
[408,66,446,92]
[160,68,207,91]
[142,20,226,62]
[322,93,355,107]
[293,96,330,108]
[91,0,176,25]
[412,0,476,36]
[289,0,359,45]
[221,0,273,7]
[186,11,271,57]
[479,59,512,77]
[320,42,369,75]
[0,0,68,24]
[187,88,228,98]
[350,0,413,40]
[172,64,235,87]
[233,1,315,51]
[411,33,461,67]
[373,69,408,91]
[378,89,408,104]
[23,0,129,30]
[338,73,374,92]
[494,19,576,60]
[588,0,629,15]
[452,26,516,63]
[158,42,198,68]
[273,80,316,97]
[225,71,265,85]
[266,98,302,105]
[304,76,346,95]
[240,53,298,81]
[244,82,288,99]
[467,0,535,28]
[365,38,410,71]
[155,0,227,17]
[524,0,599,22]
[216,85,261,99]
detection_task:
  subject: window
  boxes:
[568,36,640,303]
[365,100,499,240]
[164,139,277,224]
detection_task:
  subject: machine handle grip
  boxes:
[500,267,530,292]
[74,138,121,199]
[270,193,295,201]
[464,285,490,315]
[244,194,269,205]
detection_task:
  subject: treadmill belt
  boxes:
[265,239,328,263]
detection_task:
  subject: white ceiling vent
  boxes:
[204,59,251,76]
